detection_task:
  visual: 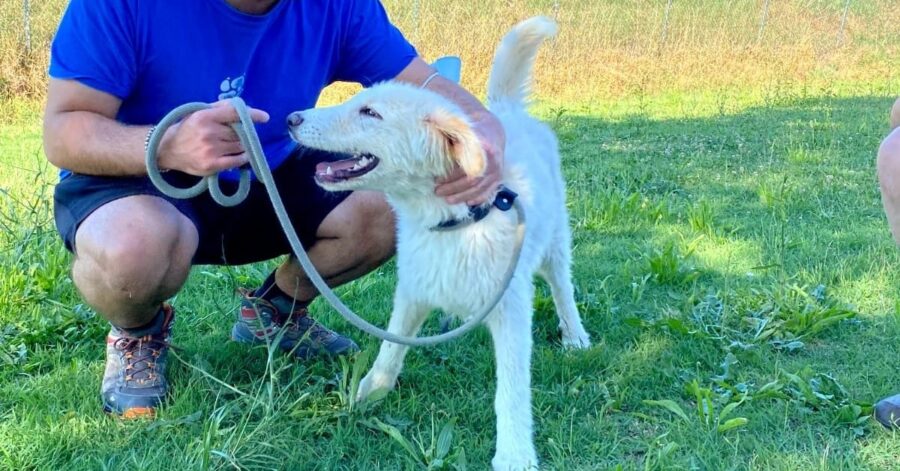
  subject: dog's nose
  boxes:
[286,112,304,127]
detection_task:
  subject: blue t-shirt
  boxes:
[49,0,417,179]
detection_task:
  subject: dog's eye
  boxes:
[360,106,382,120]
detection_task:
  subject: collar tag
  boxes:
[493,187,517,211]
[431,185,518,231]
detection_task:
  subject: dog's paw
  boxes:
[491,454,539,471]
[562,332,591,349]
[356,371,394,403]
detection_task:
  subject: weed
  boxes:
[781,367,872,436]
[644,379,750,434]
[687,199,714,234]
[645,241,701,286]
[744,284,857,350]
[2,28,899,465]
[363,416,464,470]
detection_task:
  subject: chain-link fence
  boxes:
[3,0,895,102]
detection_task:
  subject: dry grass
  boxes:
[3,2,900,469]
[1,0,898,105]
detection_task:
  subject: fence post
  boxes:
[837,0,851,45]
[412,0,420,43]
[23,0,32,54]
[757,0,770,43]
[659,0,674,53]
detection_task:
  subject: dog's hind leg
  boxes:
[486,280,539,470]
[357,293,428,402]
[539,228,591,349]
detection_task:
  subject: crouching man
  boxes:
[42,0,505,418]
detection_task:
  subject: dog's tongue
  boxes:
[315,159,359,174]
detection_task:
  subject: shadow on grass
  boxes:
[529,94,900,467]
[2,94,900,469]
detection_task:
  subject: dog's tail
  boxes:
[486,16,557,109]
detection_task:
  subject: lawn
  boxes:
[2,78,899,469]
[2,0,900,468]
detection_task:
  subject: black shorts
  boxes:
[53,146,351,265]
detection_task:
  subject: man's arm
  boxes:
[877,98,900,245]
[43,78,268,177]
[44,79,152,176]
[394,57,506,206]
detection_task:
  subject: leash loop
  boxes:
[145,101,252,207]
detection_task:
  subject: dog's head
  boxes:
[287,82,485,196]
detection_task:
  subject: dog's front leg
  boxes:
[486,281,538,470]
[357,292,428,402]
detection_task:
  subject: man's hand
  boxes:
[434,115,506,206]
[394,57,507,206]
[157,100,270,176]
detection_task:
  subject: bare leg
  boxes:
[72,195,198,328]
[875,99,900,428]
[892,98,900,130]
[356,293,429,401]
[877,98,900,245]
[273,191,396,299]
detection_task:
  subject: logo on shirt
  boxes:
[218,75,245,100]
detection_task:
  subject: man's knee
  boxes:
[320,192,396,262]
[352,194,396,262]
[878,130,900,246]
[73,196,198,300]
[878,130,900,184]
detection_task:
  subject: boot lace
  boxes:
[114,334,169,386]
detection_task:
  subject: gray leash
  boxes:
[145,96,526,346]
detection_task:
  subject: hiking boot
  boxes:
[231,288,359,359]
[875,393,900,429]
[102,304,174,419]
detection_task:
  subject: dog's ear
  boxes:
[426,108,486,177]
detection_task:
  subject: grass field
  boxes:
[2,0,900,470]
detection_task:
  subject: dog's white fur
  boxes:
[289,17,590,470]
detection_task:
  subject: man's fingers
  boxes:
[216,127,242,143]
[205,104,240,123]
[448,186,490,206]
[438,175,499,205]
[207,101,270,124]
[435,175,478,197]
[249,108,270,123]
[436,166,466,185]
[459,179,497,206]
[213,154,249,171]
[218,141,245,156]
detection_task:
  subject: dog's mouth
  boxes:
[314,153,380,184]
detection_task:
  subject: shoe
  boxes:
[875,393,900,429]
[231,288,359,359]
[101,304,174,419]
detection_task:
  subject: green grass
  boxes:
[3,80,900,469]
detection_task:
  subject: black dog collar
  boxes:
[431,186,518,231]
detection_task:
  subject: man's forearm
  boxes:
[394,57,505,144]
[44,111,151,176]
[425,75,506,142]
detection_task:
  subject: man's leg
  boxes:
[875,98,900,429]
[232,190,395,358]
[72,195,198,417]
[74,195,198,327]
[274,190,395,301]
[877,98,900,244]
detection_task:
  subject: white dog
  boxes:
[288,17,590,470]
